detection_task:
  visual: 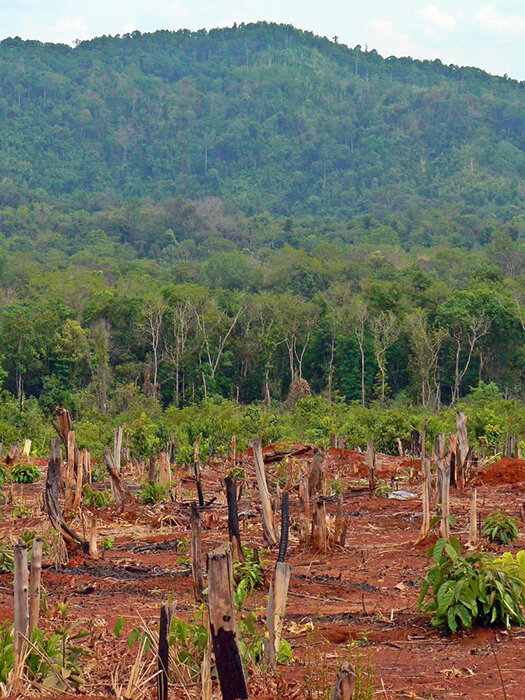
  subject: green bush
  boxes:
[0,464,8,487]
[138,482,167,504]
[82,486,113,509]
[11,463,42,484]
[482,511,519,545]
[418,537,525,633]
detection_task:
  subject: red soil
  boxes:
[1,449,525,698]
[473,457,525,487]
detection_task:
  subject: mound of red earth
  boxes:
[473,457,525,487]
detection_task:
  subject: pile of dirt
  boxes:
[473,457,525,487]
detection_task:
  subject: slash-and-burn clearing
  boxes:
[2,429,525,699]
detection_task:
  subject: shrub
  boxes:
[0,541,14,572]
[138,482,167,504]
[418,537,525,633]
[82,486,113,508]
[482,511,519,545]
[0,464,8,487]
[11,463,41,484]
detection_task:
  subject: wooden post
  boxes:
[396,438,404,457]
[298,473,310,546]
[273,562,291,656]
[45,438,86,548]
[337,436,345,451]
[277,492,290,563]
[64,430,76,512]
[113,426,123,473]
[53,407,72,450]
[308,450,323,499]
[469,487,478,546]
[158,451,171,487]
[88,515,99,559]
[82,449,92,485]
[312,497,328,552]
[29,538,43,633]
[148,454,157,482]
[419,458,431,540]
[231,435,236,467]
[439,459,451,538]
[190,503,205,602]
[251,440,278,546]
[366,442,375,492]
[14,544,29,673]
[104,449,126,506]
[331,662,356,700]
[207,545,248,700]
[456,411,469,489]
[333,495,347,546]
[71,446,83,511]
[225,477,244,561]
[330,433,337,449]
[194,436,204,507]
[22,439,31,456]
[157,604,169,700]
[265,580,276,669]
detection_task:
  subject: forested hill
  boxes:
[0,22,524,217]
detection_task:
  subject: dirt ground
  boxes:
[1,445,525,699]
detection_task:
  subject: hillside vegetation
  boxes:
[0,23,523,448]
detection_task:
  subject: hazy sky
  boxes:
[1,0,524,80]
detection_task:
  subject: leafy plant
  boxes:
[482,511,519,545]
[0,541,14,573]
[0,607,86,691]
[233,548,266,607]
[329,478,345,496]
[225,466,246,481]
[82,485,113,508]
[0,464,8,487]
[11,463,41,484]
[102,536,115,550]
[91,465,108,483]
[418,537,525,633]
[13,504,32,519]
[138,482,167,504]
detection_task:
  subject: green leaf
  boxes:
[113,617,125,638]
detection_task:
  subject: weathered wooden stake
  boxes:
[366,442,375,492]
[88,515,99,559]
[158,451,171,487]
[419,457,431,540]
[456,411,469,488]
[148,454,157,483]
[64,430,77,512]
[207,545,248,700]
[193,436,204,507]
[251,440,278,547]
[45,438,86,548]
[82,449,92,485]
[439,459,451,538]
[190,503,205,602]
[14,544,29,674]
[104,449,126,506]
[29,538,43,633]
[469,486,478,546]
[231,434,236,466]
[113,426,123,473]
[265,580,276,668]
[333,495,347,546]
[308,450,323,498]
[71,446,83,511]
[22,439,31,456]
[225,477,244,561]
[157,604,169,700]
[331,662,356,700]
[312,497,328,552]
[273,561,291,656]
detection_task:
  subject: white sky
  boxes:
[1,0,524,80]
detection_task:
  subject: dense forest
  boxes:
[0,23,523,455]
